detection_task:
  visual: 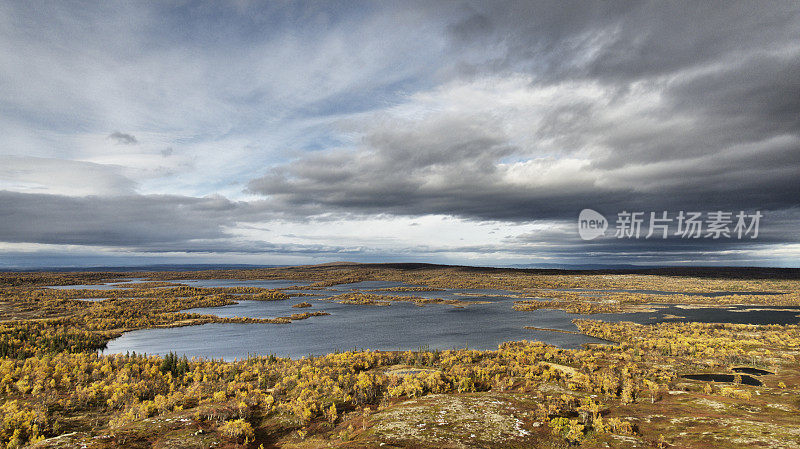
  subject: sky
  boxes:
[1,0,799,268]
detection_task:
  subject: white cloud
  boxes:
[0,156,136,196]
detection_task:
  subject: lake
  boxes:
[101,280,800,360]
[48,278,150,290]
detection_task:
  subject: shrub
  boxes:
[219,418,254,442]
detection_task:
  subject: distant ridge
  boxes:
[506,263,654,270]
[2,262,798,279]
[282,263,800,280]
[0,264,286,273]
[306,261,363,267]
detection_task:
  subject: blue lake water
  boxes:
[105,300,615,360]
[99,279,800,360]
[48,278,149,290]
[545,288,785,297]
[638,303,800,325]
[172,279,312,289]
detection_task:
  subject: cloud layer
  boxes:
[1,1,799,267]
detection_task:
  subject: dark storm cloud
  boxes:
[442,1,799,82]
[247,114,800,221]
[248,1,800,226]
[0,190,375,253]
[249,115,515,211]
[0,189,419,257]
[0,191,247,246]
[108,131,138,145]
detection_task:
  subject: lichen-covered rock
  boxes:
[370,393,537,448]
